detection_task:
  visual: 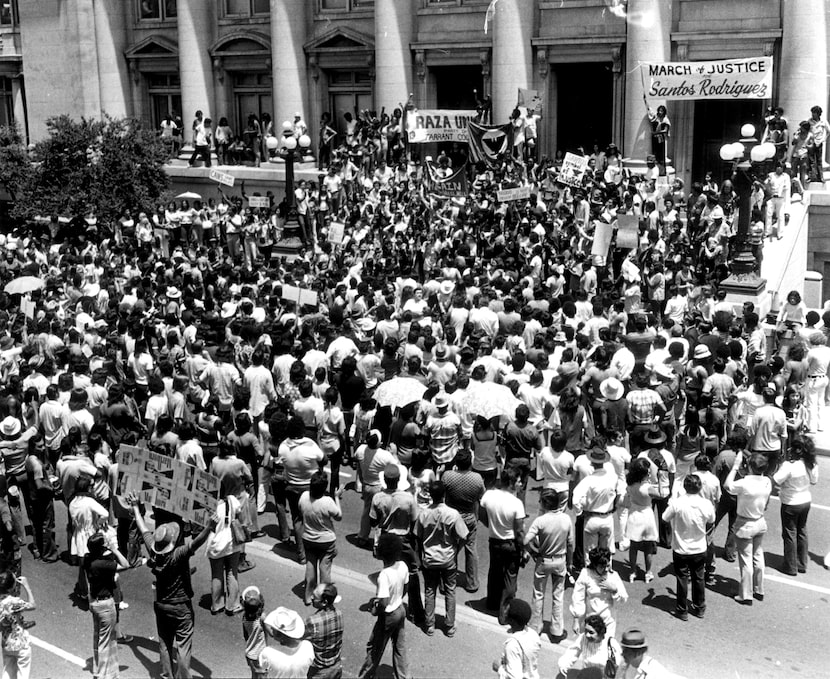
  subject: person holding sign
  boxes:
[127,492,218,679]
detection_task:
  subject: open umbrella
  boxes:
[460,381,521,420]
[175,191,202,201]
[4,276,44,296]
[374,377,427,408]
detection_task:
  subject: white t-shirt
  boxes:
[376,560,409,613]
[481,489,526,540]
[537,448,574,492]
[259,640,314,679]
[773,460,818,505]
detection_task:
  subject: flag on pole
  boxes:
[484,0,500,34]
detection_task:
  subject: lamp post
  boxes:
[274,123,311,253]
[717,124,777,313]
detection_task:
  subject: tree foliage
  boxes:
[10,114,170,224]
[0,124,29,201]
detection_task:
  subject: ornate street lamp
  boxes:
[717,124,777,308]
[274,122,311,253]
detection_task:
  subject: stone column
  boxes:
[622,0,671,169]
[375,0,414,112]
[10,76,26,142]
[270,0,309,131]
[780,0,827,143]
[491,0,533,123]
[177,0,215,145]
[93,0,131,118]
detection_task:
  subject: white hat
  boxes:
[439,280,455,296]
[220,302,237,319]
[263,607,305,640]
[0,416,21,438]
[599,377,624,401]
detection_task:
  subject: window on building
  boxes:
[139,0,178,21]
[319,0,373,11]
[0,78,13,127]
[225,0,270,16]
[426,0,487,5]
[0,0,18,26]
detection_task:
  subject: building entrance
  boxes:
[555,62,613,155]
[692,99,764,185]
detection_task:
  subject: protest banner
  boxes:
[426,161,468,198]
[115,445,219,526]
[557,152,589,188]
[327,222,345,244]
[209,168,235,186]
[591,221,614,265]
[406,109,477,143]
[496,185,532,203]
[642,57,773,100]
[248,195,270,208]
[616,214,640,249]
[518,88,543,116]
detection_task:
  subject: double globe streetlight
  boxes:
[268,121,311,247]
[718,123,777,279]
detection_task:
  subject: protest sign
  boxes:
[115,445,219,526]
[248,195,270,208]
[616,214,640,249]
[282,285,318,308]
[518,88,543,116]
[406,109,477,143]
[327,222,345,244]
[591,221,614,264]
[496,185,532,203]
[642,57,773,100]
[557,152,589,188]
[209,168,235,186]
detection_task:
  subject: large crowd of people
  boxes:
[0,98,824,679]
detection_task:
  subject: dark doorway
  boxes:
[555,62,613,155]
[692,99,764,184]
[434,65,482,110]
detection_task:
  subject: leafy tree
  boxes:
[0,124,30,202]
[11,114,169,224]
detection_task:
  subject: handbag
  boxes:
[604,637,618,679]
[230,496,252,545]
[0,596,27,656]
[207,500,234,558]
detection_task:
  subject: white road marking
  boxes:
[30,635,86,668]
[764,573,830,595]
[768,496,830,511]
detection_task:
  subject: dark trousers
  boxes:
[781,502,810,574]
[154,600,194,679]
[809,142,824,182]
[357,604,408,679]
[269,477,291,542]
[654,496,671,548]
[117,515,144,567]
[30,489,57,558]
[673,551,706,614]
[713,493,737,563]
[285,483,308,561]
[487,539,519,624]
[423,566,457,630]
[573,514,585,572]
[188,144,211,168]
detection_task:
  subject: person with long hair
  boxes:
[299,472,342,606]
[84,532,130,679]
[623,458,665,583]
[570,546,627,638]
[675,407,705,482]
[557,613,621,678]
[68,474,109,602]
[773,436,819,575]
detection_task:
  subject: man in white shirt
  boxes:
[572,447,619,563]
[804,331,830,432]
[662,474,715,620]
[188,117,213,168]
[481,469,526,625]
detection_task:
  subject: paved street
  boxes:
[21,458,830,679]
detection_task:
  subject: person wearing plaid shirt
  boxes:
[305,583,344,679]
[626,372,666,454]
